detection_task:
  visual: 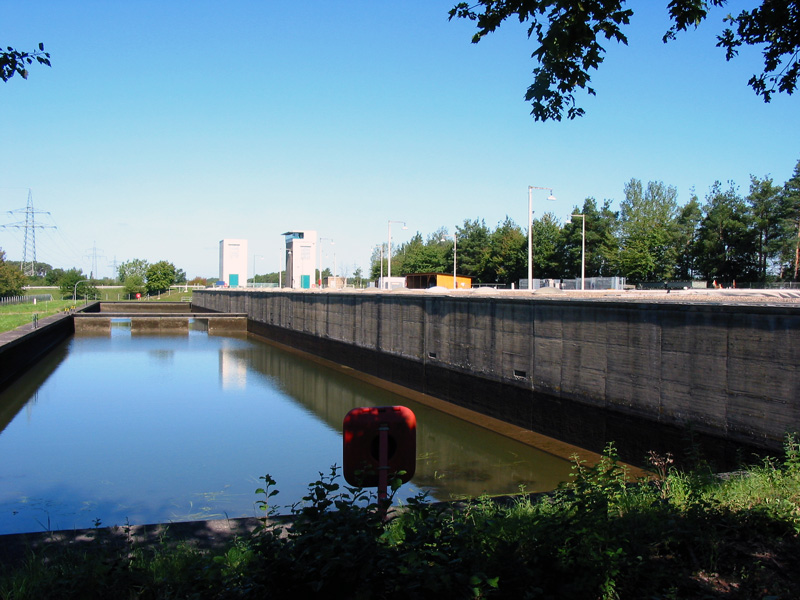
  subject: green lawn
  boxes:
[0,299,76,333]
[1,289,193,334]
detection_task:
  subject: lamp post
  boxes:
[441,232,457,289]
[527,186,556,289]
[279,247,284,289]
[374,244,384,286]
[252,254,263,288]
[73,279,90,302]
[318,237,334,288]
[387,220,407,290]
[567,213,586,291]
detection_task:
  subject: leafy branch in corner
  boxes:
[1,43,51,82]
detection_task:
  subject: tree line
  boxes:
[0,253,187,299]
[372,162,800,287]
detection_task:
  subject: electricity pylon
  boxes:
[1,189,55,277]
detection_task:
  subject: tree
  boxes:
[674,194,703,280]
[747,174,786,281]
[123,274,147,299]
[1,43,51,82]
[174,268,187,284]
[145,260,177,294]
[0,249,26,297]
[558,198,620,280]
[45,267,65,286]
[397,231,449,275]
[58,268,96,300]
[693,181,758,283]
[456,218,492,281]
[617,179,680,282]
[485,217,527,285]
[781,160,800,280]
[449,1,800,121]
[118,259,149,284]
[531,213,562,278]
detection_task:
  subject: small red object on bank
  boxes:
[342,406,416,489]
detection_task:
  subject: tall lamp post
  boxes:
[278,247,284,289]
[387,220,407,290]
[441,232,457,289]
[318,237,334,288]
[252,254,263,288]
[527,186,556,289]
[567,213,586,291]
[73,279,90,302]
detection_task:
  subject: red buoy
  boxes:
[342,406,416,490]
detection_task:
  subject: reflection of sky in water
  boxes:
[0,325,572,535]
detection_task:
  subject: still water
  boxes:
[0,321,573,535]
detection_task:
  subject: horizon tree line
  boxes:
[371,162,800,286]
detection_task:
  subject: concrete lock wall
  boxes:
[192,290,800,455]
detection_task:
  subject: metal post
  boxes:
[527,186,556,290]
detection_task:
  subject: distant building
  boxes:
[406,273,472,290]
[219,239,248,287]
[377,276,407,290]
[282,230,317,289]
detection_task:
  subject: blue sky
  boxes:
[1,1,798,280]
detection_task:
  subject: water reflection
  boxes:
[0,327,573,535]
[230,344,572,498]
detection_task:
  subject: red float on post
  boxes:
[342,406,416,501]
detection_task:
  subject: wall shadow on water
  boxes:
[224,342,574,499]
[0,339,70,435]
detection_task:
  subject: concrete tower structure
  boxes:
[219,239,248,287]
[282,231,317,289]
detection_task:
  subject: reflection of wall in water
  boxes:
[228,343,571,495]
[219,343,247,390]
[0,340,70,434]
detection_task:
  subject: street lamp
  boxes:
[73,279,90,302]
[278,247,284,289]
[441,232,457,289]
[318,237,334,288]
[567,213,586,291]
[252,254,263,287]
[527,186,556,289]
[374,244,385,285]
[387,220,407,290]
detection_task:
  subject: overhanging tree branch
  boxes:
[1,43,51,82]
[450,0,799,121]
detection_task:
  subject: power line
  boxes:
[0,189,55,277]
[84,241,106,280]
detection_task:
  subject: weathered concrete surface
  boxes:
[193,288,800,457]
[72,312,248,335]
[98,301,192,313]
[0,311,74,392]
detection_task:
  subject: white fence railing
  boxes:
[0,294,54,306]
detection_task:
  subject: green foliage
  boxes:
[618,179,680,282]
[1,43,51,82]
[0,249,26,297]
[145,260,177,294]
[694,181,759,282]
[123,274,146,298]
[397,232,449,276]
[531,213,562,278]
[117,258,149,284]
[57,269,97,300]
[449,1,799,121]
[485,217,526,285]
[2,438,800,599]
[455,218,491,280]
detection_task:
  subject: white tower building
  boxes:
[219,239,248,287]
[282,231,317,289]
